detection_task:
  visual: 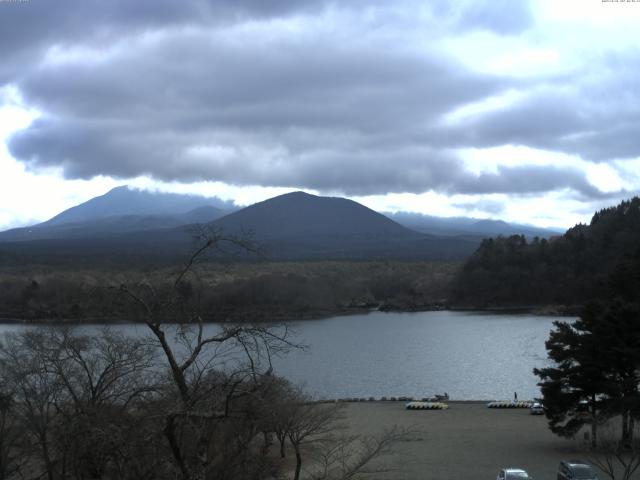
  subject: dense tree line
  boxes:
[534,233,640,479]
[452,197,640,308]
[0,261,457,323]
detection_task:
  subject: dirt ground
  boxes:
[341,401,588,480]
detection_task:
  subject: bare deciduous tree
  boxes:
[287,400,345,480]
[0,389,25,480]
[275,386,415,480]
[585,424,640,480]
[118,228,300,479]
[0,327,157,480]
[1,329,63,480]
[311,426,414,480]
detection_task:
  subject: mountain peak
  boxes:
[108,185,131,192]
[41,187,221,227]
[270,191,319,202]
[213,191,417,240]
[283,190,314,197]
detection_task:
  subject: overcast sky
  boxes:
[1,0,640,230]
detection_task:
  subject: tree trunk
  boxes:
[39,434,55,480]
[164,414,190,480]
[148,324,190,403]
[622,410,629,443]
[278,434,286,458]
[261,431,271,456]
[590,395,598,448]
[293,443,302,480]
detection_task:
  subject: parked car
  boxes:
[576,400,591,419]
[497,468,532,480]
[530,402,544,415]
[557,460,598,480]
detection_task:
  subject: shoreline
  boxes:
[0,303,578,325]
[315,398,536,404]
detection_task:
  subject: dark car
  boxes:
[557,460,598,480]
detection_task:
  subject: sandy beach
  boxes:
[341,401,586,480]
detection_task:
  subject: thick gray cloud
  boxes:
[443,50,640,162]
[434,0,533,35]
[0,0,531,60]
[0,0,332,85]
[7,27,506,194]
[452,165,609,199]
[0,0,326,54]
[1,0,616,200]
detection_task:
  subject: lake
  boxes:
[0,310,562,401]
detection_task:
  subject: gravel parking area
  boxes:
[342,401,586,480]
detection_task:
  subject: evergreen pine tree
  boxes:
[535,300,640,446]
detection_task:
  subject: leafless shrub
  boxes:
[584,423,640,480]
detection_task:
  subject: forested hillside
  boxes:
[452,197,640,308]
[0,261,458,323]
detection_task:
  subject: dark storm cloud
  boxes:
[1,0,613,200]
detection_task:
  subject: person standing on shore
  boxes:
[514,392,518,402]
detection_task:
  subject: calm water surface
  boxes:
[0,311,562,400]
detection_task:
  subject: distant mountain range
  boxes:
[43,186,233,226]
[0,206,227,242]
[0,186,232,242]
[385,211,559,239]
[0,186,560,264]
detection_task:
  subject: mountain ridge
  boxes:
[212,191,420,240]
[42,186,233,227]
[0,205,227,242]
[0,187,564,264]
[385,211,560,238]
[1,187,559,241]
[0,189,479,263]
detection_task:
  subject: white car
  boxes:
[498,468,532,480]
[530,402,544,415]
